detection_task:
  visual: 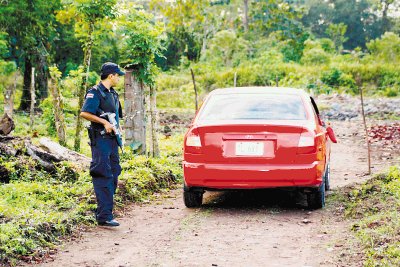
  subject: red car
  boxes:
[183,87,337,209]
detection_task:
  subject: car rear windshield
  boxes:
[198,93,307,121]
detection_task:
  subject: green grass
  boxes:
[343,166,400,266]
[0,111,184,266]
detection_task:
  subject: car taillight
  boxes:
[185,129,203,154]
[297,131,316,154]
[186,135,201,147]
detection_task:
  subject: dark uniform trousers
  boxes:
[90,132,121,222]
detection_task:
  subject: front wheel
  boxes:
[307,179,326,210]
[183,190,203,208]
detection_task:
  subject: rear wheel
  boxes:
[307,179,325,209]
[324,162,331,191]
[183,190,203,208]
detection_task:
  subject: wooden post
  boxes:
[357,74,371,175]
[234,72,237,87]
[4,71,18,118]
[149,85,160,157]
[190,68,198,111]
[124,70,146,154]
[276,75,279,87]
[30,67,35,131]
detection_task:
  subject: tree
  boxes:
[49,66,67,146]
[117,4,164,154]
[249,0,309,62]
[326,23,348,53]
[150,0,210,68]
[366,32,400,62]
[57,0,117,151]
[202,30,249,67]
[0,32,18,118]
[370,0,399,33]
[301,39,331,65]
[0,0,62,110]
[301,0,382,49]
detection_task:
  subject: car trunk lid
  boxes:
[196,121,305,164]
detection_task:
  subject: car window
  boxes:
[198,93,307,121]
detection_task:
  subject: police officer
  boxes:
[80,62,124,227]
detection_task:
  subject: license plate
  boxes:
[235,142,264,156]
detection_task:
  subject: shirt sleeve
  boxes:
[81,89,100,115]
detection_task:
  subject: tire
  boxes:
[307,179,326,209]
[183,190,203,208]
[324,162,331,191]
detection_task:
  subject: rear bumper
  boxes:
[183,161,324,189]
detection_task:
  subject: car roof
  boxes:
[209,87,310,97]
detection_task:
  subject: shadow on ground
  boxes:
[201,189,311,210]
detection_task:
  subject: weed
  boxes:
[344,166,400,266]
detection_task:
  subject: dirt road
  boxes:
[37,119,398,267]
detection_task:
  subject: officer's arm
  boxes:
[80,112,114,134]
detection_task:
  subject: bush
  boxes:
[39,98,57,137]
[301,47,331,65]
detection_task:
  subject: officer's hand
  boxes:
[104,121,114,134]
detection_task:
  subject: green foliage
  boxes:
[118,4,165,86]
[0,32,8,58]
[301,39,331,65]
[319,38,336,54]
[280,30,310,63]
[344,166,400,266]
[118,155,178,202]
[366,32,400,63]
[39,98,57,137]
[326,23,348,52]
[202,30,249,68]
[150,0,209,69]
[301,0,383,49]
[320,68,356,93]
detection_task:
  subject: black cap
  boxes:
[100,62,125,76]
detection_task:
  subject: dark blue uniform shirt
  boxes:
[81,82,123,130]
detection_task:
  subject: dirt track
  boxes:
[36,118,399,267]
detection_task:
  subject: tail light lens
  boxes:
[297,131,316,154]
[186,135,201,147]
[185,128,203,154]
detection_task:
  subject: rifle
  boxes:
[99,112,124,152]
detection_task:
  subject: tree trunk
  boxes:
[381,0,391,33]
[74,22,94,152]
[35,52,49,103]
[19,57,32,111]
[30,67,36,131]
[124,70,146,154]
[149,85,160,157]
[4,71,18,117]
[0,113,15,135]
[49,72,67,146]
[243,0,249,32]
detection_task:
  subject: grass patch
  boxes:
[343,166,400,266]
[0,131,184,266]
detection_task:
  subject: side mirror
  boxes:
[326,126,337,143]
